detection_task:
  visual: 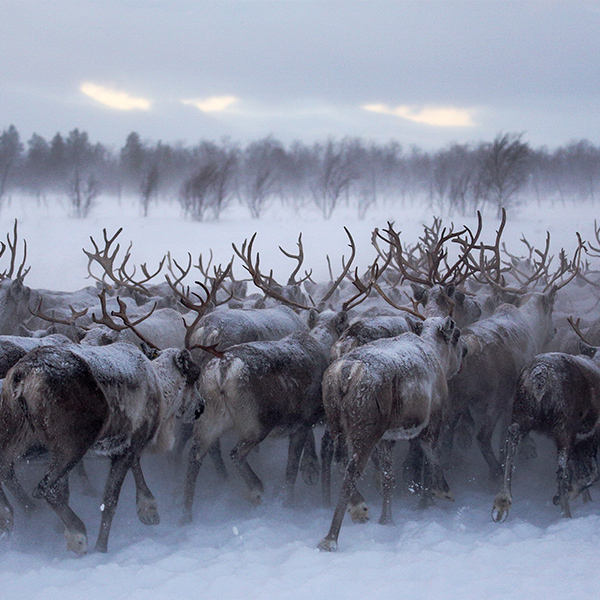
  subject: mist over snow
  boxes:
[1,195,600,600]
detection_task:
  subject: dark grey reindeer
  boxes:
[492,342,600,523]
[0,296,203,554]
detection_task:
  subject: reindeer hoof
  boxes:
[492,494,511,523]
[300,460,320,486]
[317,538,338,552]
[179,512,193,526]
[379,514,395,526]
[0,506,14,537]
[519,438,538,460]
[246,489,263,506]
[418,496,434,509]
[65,530,88,555]
[456,432,473,450]
[348,501,369,523]
[434,488,454,502]
[137,497,160,526]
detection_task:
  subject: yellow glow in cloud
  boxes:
[363,103,474,127]
[80,82,151,111]
[182,96,238,113]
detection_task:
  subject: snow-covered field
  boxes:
[1,195,600,600]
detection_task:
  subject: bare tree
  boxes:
[179,162,219,221]
[67,170,101,218]
[0,125,23,205]
[239,137,283,219]
[140,164,160,217]
[310,138,355,219]
[478,133,530,217]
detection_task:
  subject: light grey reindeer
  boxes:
[180,309,348,524]
[318,316,466,552]
[445,286,558,480]
[0,336,202,555]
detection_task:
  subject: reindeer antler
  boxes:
[0,219,30,281]
[232,233,312,311]
[91,289,159,350]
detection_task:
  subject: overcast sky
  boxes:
[1,1,599,151]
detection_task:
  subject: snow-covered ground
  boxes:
[1,195,600,600]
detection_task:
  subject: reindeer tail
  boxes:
[2,364,35,432]
[527,361,550,403]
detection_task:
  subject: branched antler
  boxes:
[232,233,312,311]
[84,228,165,297]
[318,227,356,304]
[30,299,90,330]
[91,289,159,350]
[0,219,30,281]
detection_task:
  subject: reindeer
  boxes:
[492,344,600,523]
[180,308,348,523]
[445,286,558,479]
[317,316,465,551]
[0,300,203,554]
[330,313,424,361]
[0,221,34,336]
[175,230,356,479]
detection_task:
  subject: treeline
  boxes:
[1,124,599,219]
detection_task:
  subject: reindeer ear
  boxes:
[307,308,319,329]
[17,324,33,337]
[451,326,462,346]
[440,316,456,341]
[408,316,424,336]
[141,342,160,360]
[9,278,24,301]
[334,311,349,335]
[174,349,200,382]
[410,284,427,305]
[73,325,87,343]
[544,285,558,310]
[444,284,456,299]
[579,341,597,359]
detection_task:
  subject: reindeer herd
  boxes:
[0,211,598,555]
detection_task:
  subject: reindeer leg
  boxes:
[0,483,13,537]
[44,475,88,555]
[320,427,334,507]
[95,451,135,553]
[170,421,194,467]
[492,423,523,523]
[377,439,396,525]
[131,456,159,526]
[74,460,98,497]
[455,408,475,450]
[181,416,230,525]
[417,437,452,509]
[318,438,377,552]
[321,428,369,522]
[403,439,424,494]
[181,442,207,525]
[5,464,36,514]
[556,445,573,519]
[208,439,229,481]
[230,439,265,506]
[299,428,320,486]
[566,438,598,503]
[476,406,504,481]
[284,425,310,504]
[518,433,538,460]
